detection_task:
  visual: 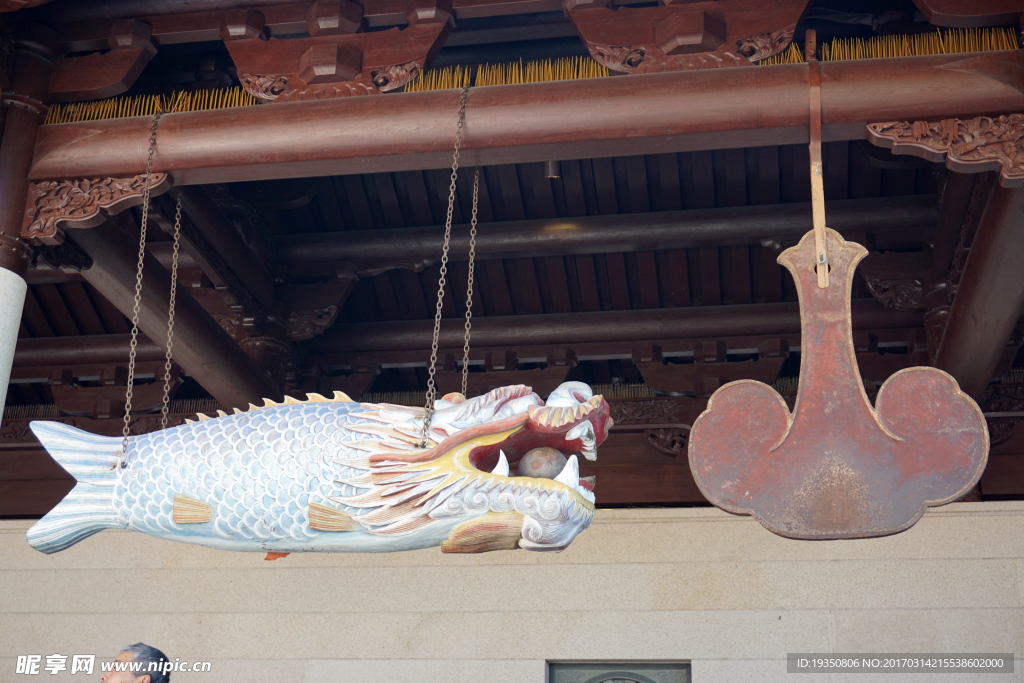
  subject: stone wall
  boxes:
[2,502,1022,682]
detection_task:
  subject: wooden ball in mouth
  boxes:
[517,447,568,479]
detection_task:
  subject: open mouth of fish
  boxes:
[369,383,611,503]
[339,382,613,546]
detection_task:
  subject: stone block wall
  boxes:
[1,502,1022,682]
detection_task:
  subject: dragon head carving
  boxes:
[335,382,612,552]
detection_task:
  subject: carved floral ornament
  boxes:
[735,28,795,62]
[239,62,420,103]
[286,306,339,341]
[983,385,1024,448]
[867,115,1024,187]
[609,399,684,424]
[862,277,925,311]
[22,174,170,246]
[588,27,794,74]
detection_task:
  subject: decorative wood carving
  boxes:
[238,73,289,101]
[689,229,988,540]
[589,44,648,72]
[983,385,1024,447]
[867,115,1024,187]
[863,277,925,310]
[370,61,421,92]
[645,428,688,456]
[588,40,755,75]
[228,15,451,103]
[22,174,170,246]
[859,252,931,311]
[610,399,685,424]
[286,305,339,341]
[49,19,157,102]
[564,0,807,74]
[735,28,796,62]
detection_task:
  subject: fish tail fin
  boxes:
[26,421,123,554]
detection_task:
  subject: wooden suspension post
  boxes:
[806,30,829,288]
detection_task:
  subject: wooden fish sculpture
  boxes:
[688,229,988,539]
[27,382,611,555]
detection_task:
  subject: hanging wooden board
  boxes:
[688,228,988,539]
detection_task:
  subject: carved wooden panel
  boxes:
[564,0,808,74]
[868,115,1024,187]
[228,19,450,102]
[21,174,170,246]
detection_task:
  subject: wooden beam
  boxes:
[280,194,936,265]
[30,51,1024,184]
[45,0,568,52]
[935,186,1024,398]
[166,186,274,311]
[14,333,164,366]
[311,299,923,353]
[67,218,282,408]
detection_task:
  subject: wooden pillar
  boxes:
[0,26,54,417]
[935,185,1024,398]
[68,218,283,409]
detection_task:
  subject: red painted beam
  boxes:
[30,51,1024,184]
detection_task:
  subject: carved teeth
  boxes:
[492,450,510,477]
[566,420,598,461]
[554,454,580,490]
[530,398,599,430]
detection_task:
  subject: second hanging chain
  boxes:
[420,84,480,448]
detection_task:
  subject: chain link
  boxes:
[119,112,164,467]
[461,167,480,397]
[421,84,471,448]
[159,193,183,430]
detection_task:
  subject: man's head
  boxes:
[99,644,170,683]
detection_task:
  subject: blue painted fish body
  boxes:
[27,383,612,555]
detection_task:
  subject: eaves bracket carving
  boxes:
[21,173,171,246]
[867,115,1024,188]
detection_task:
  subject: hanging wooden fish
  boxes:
[27,382,611,555]
[688,228,988,539]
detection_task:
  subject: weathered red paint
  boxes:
[688,229,989,539]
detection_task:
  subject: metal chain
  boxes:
[159,193,183,430]
[119,112,165,467]
[461,168,480,397]
[421,84,471,448]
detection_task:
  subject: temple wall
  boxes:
[1,501,1022,682]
